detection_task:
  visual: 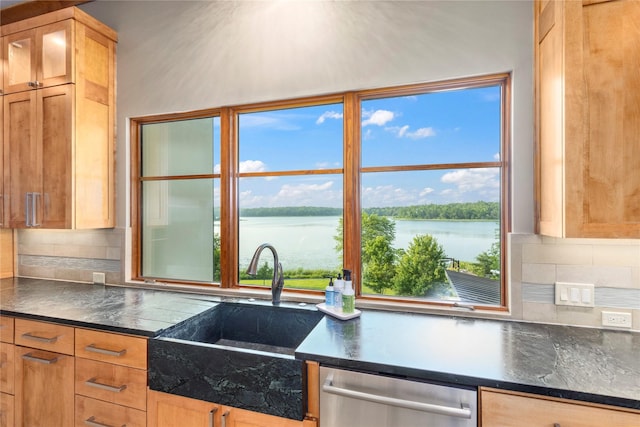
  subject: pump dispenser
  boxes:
[334,273,344,311]
[342,269,355,314]
[324,276,335,307]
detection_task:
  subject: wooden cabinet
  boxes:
[147,390,318,427]
[2,19,73,94]
[74,328,148,427]
[535,0,640,238]
[14,318,75,427]
[0,316,14,427]
[1,7,116,229]
[481,387,640,427]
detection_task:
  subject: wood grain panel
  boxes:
[481,388,640,427]
[14,319,75,355]
[75,395,146,427]
[0,318,13,344]
[75,328,147,369]
[0,231,13,279]
[75,357,147,410]
[0,344,14,395]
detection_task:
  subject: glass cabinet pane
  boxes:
[42,29,67,80]
[7,37,32,86]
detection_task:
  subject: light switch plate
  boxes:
[555,282,594,307]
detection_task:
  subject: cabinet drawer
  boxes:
[0,344,14,395]
[481,388,640,427]
[76,328,147,369]
[0,392,14,427]
[14,319,74,355]
[75,358,147,411]
[75,395,146,427]
[0,318,14,344]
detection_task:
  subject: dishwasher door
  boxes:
[319,366,477,427]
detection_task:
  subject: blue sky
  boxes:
[231,85,501,209]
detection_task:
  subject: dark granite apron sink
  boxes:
[148,301,324,420]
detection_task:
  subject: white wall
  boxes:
[79,0,535,232]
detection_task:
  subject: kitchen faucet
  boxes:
[246,243,284,305]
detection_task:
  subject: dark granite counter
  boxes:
[0,277,219,336]
[296,310,640,410]
[1,277,639,412]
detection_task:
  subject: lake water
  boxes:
[227,216,498,271]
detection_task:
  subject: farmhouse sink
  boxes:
[148,301,324,420]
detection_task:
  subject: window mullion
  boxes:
[343,92,362,295]
[220,107,237,288]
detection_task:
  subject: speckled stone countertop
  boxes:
[296,310,640,410]
[1,277,639,411]
[0,277,219,336]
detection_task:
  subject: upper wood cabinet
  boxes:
[2,19,73,94]
[535,0,640,238]
[1,7,116,229]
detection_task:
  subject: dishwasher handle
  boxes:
[323,373,472,419]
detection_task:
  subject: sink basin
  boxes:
[148,301,324,420]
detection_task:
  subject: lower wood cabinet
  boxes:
[0,393,14,427]
[147,390,317,427]
[480,387,640,427]
[15,347,74,427]
[75,395,146,427]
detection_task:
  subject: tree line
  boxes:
[240,201,499,220]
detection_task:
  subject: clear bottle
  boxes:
[334,273,343,311]
[324,276,335,307]
[342,269,355,314]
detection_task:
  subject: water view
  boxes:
[229,216,498,271]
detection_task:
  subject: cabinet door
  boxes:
[147,390,220,427]
[577,0,640,237]
[15,347,74,427]
[481,388,640,427]
[39,84,73,229]
[3,21,73,95]
[0,393,14,427]
[2,30,37,94]
[36,20,74,89]
[3,91,38,229]
[0,344,14,395]
[222,406,313,427]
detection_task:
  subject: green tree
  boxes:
[362,235,397,294]
[213,233,221,281]
[393,234,446,296]
[474,238,500,279]
[256,261,274,285]
[335,213,397,294]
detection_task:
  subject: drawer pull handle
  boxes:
[84,416,125,427]
[209,407,218,427]
[323,373,472,419]
[86,377,127,393]
[85,344,127,357]
[221,410,230,427]
[22,353,58,364]
[21,332,58,343]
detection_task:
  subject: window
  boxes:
[236,101,344,289]
[357,81,507,305]
[133,114,221,283]
[131,73,510,309]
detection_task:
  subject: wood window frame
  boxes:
[130,72,511,311]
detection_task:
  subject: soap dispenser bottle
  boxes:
[324,276,335,307]
[342,269,355,314]
[334,273,344,311]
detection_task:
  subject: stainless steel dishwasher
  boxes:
[320,366,477,427]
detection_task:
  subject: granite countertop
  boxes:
[296,310,640,410]
[0,277,220,336]
[1,277,639,411]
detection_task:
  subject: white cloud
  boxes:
[316,111,343,124]
[419,187,435,196]
[362,109,395,127]
[239,160,267,173]
[441,168,500,193]
[493,152,500,161]
[386,125,436,139]
[406,127,436,139]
